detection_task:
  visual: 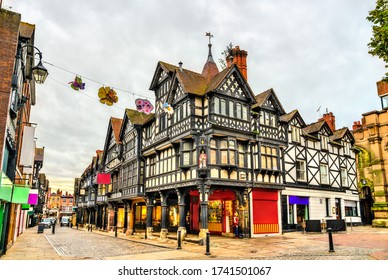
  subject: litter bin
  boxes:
[37,223,45,233]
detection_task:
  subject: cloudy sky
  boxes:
[2,0,384,193]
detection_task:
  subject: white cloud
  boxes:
[3,0,384,191]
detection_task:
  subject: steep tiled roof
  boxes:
[303,120,326,134]
[125,108,154,125]
[206,67,231,93]
[280,109,299,123]
[254,89,272,107]
[201,44,219,80]
[111,117,123,144]
[330,127,348,141]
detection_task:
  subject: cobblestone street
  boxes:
[44,227,173,259]
[1,225,388,260]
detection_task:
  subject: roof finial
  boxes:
[205,31,214,45]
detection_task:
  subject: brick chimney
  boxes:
[319,111,336,132]
[352,121,362,131]
[226,46,248,81]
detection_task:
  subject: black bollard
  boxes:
[52,223,55,234]
[205,232,211,255]
[327,228,335,252]
[177,230,182,250]
[115,226,118,238]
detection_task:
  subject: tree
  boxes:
[367,0,388,81]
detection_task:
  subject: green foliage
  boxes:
[367,0,388,81]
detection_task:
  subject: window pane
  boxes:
[229,140,235,149]
[183,142,190,150]
[210,139,217,148]
[261,155,266,168]
[221,140,227,149]
[214,97,220,114]
[183,152,190,165]
[242,105,248,120]
[229,100,234,117]
[239,153,245,167]
[221,99,226,115]
[221,151,228,164]
[236,103,241,119]
[230,152,235,165]
[210,149,217,164]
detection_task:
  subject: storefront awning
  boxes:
[289,195,309,205]
[1,172,33,204]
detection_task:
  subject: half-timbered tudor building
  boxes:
[281,110,361,231]
[140,44,288,239]
[74,40,361,240]
[100,117,123,232]
[115,109,152,234]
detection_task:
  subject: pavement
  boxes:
[1,224,388,260]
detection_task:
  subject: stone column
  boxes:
[160,192,168,241]
[177,189,187,240]
[123,202,128,234]
[146,197,154,239]
[199,184,209,241]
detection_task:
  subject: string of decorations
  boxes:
[48,76,127,111]
[42,60,156,113]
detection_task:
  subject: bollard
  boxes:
[115,226,118,238]
[177,230,182,250]
[52,223,56,235]
[205,232,211,255]
[327,228,335,252]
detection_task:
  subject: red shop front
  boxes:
[251,189,280,234]
[188,189,237,235]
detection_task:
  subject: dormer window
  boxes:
[260,111,276,127]
[321,136,328,150]
[343,141,351,156]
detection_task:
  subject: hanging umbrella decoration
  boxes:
[98,86,119,106]
[69,76,85,91]
[135,98,154,114]
[163,103,174,115]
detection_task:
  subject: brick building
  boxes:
[0,5,48,256]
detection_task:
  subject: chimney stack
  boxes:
[319,111,336,132]
[352,121,362,131]
[226,46,248,81]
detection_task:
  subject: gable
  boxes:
[214,67,256,103]
[253,88,286,114]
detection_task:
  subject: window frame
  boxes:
[296,159,306,181]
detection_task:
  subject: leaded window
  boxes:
[260,145,278,170]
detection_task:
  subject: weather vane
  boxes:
[205,32,214,44]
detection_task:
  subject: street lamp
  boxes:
[24,44,49,84]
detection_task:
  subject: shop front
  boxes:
[134,202,146,230]
[288,195,309,230]
[207,190,236,235]
[251,189,280,235]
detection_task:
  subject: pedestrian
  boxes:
[233,212,239,238]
